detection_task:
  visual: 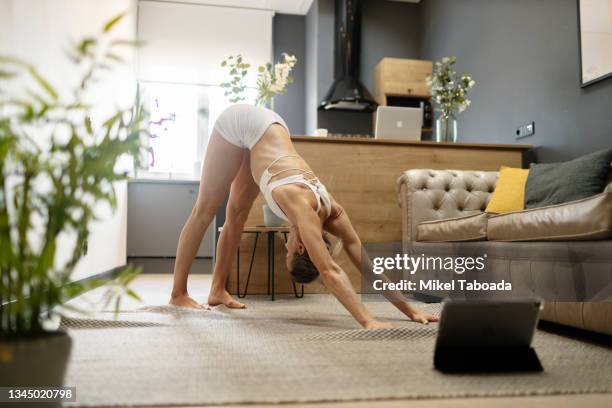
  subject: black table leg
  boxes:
[267,232,271,296]
[237,232,259,298]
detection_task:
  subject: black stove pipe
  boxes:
[319,0,378,112]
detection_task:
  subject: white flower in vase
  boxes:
[426,56,476,142]
[220,52,298,107]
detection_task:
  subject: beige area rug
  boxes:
[61,296,612,407]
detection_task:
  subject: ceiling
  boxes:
[142,0,420,15]
[142,0,314,15]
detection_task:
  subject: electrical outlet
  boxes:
[516,121,535,139]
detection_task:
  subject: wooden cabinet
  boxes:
[127,180,214,258]
[373,58,433,105]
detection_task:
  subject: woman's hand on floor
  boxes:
[407,311,439,325]
[169,294,208,309]
[392,301,439,325]
[363,320,395,329]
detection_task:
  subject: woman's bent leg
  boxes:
[170,131,244,308]
[208,151,260,308]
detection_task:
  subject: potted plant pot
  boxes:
[0,332,71,388]
[263,204,286,227]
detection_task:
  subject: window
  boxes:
[136,0,273,179]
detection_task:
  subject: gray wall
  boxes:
[287,0,612,160]
[305,1,319,135]
[361,0,421,92]
[316,0,421,96]
[316,0,335,108]
[302,0,421,134]
[419,0,612,162]
[273,13,306,134]
[304,0,337,135]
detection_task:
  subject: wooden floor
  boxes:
[89,274,612,408]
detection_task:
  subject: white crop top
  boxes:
[259,155,332,223]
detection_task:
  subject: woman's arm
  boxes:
[324,204,438,324]
[292,205,392,329]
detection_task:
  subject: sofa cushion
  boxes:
[524,148,612,209]
[417,213,488,242]
[488,192,612,241]
[485,166,529,213]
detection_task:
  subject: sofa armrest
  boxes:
[397,169,499,242]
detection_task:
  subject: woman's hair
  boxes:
[289,233,332,284]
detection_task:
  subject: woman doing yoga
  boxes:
[169,104,438,329]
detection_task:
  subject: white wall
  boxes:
[0,0,137,280]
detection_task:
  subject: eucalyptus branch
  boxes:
[220,54,250,103]
[220,53,297,107]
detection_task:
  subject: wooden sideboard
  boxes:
[228,136,532,295]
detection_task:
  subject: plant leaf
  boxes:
[0,55,27,66]
[104,52,125,63]
[0,70,17,79]
[103,12,126,33]
[77,38,97,56]
[28,66,58,100]
[85,116,93,135]
[126,289,141,302]
[114,296,121,316]
[110,39,145,47]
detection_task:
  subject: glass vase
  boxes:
[435,114,458,143]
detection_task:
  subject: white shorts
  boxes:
[213,104,289,149]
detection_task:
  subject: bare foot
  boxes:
[169,294,207,309]
[207,291,246,309]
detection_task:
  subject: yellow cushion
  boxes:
[485,166,529,213]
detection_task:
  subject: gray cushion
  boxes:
[524,148,612,209]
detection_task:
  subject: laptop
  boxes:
[374,106,423,141]
[434,299,543,372]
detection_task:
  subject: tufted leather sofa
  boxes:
[397,169,612,336]
[397,170,499,242]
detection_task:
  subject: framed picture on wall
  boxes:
[578,0,612,87]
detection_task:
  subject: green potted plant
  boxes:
[0,14,145,389]
[426,56,476,143]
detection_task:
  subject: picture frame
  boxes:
[577,0,612,87]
